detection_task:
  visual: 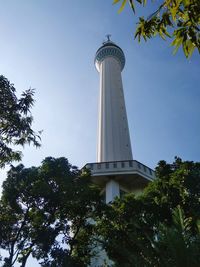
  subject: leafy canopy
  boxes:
[95,158,200,266]
[113,0,200,57]
[0,157,101,267]
[1,156,200,266]
[0,75,41,167]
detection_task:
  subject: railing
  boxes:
[84,160,155,181]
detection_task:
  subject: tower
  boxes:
[85,37,155,204]
[95,35,132,162]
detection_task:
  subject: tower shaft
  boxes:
[97,51,132,162]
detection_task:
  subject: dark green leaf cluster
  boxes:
[0,75,41,167]
[95,158,200,266]
[0,157,102,267]
[152,207,200,267]
[113,0,200,57]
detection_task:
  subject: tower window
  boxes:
[113,162,117,168]
[97,164,101,169]
[121,162,125,168]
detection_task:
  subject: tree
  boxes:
[2,157,200,266]
[0,75,41,168]
[95,158,200,266]
[113,0,200,57]
[150,206,200,267]
[0,157,101,267]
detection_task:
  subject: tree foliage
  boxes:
[0,157,101,267]
[151,207,200,267]
[0,75,41,167]
[95,158,200,266]
[113,0,200,57]
[1,157,200,266]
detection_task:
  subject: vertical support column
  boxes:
[106,180,120,203]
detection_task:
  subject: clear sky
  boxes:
[0,0,199,265]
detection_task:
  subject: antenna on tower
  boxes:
[102,34,112,45]
[106,34,111,42]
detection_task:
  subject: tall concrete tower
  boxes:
[85,37,155,204]
[95,36,133,162]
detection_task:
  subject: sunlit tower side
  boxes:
[95,35,133,162]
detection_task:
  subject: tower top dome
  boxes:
[95,37,125,72]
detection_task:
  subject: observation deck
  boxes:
[84,160,155,191]
[95,40,125,72]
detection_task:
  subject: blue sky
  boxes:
[0,0,199,265]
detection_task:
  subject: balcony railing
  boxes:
[84,160,155,181]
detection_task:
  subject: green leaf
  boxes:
[197,220,200,233]
[129,0,135,13]
[187,40,196,57]
[113,0,121,4]
[118,0,127,13]
[142,0,147,6]
[172,41,183,55]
